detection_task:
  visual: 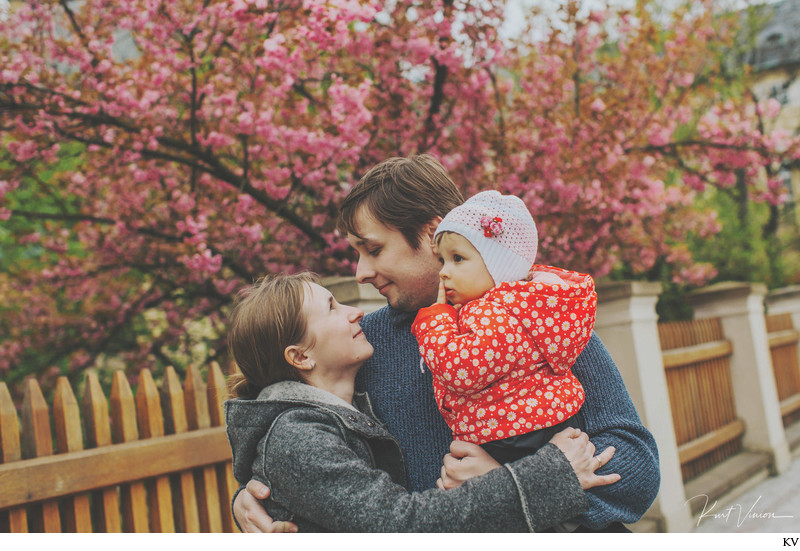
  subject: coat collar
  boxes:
[254,380,383,425]
[257,381,357,411]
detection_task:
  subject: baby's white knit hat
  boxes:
[435,190,538,285]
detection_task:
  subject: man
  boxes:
[233,154,660,532]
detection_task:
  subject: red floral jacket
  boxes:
[411,265,597,445]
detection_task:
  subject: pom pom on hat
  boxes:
[435,190,538,285]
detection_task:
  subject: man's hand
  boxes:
[437,440,501,490]
[549,428,620,490]
[233,480,298,533]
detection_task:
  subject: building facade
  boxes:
[747,0,800,222]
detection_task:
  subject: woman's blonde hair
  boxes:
[227,272,319,399]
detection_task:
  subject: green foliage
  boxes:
[691,187,792,287]
[0,142,87,269]
[608,2,800,322]
[633,188,800,323]
[609,258,696,322]
[654,282,696,322]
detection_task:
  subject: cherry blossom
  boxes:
[0,0,796,399]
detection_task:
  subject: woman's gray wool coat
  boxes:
[225,381,588,532]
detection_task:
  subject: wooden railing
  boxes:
[0,363,237,532]
[658,318,744,482]
[766,313,800,427]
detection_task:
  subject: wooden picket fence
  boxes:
[658,317,744,482]
[0,363,238,533]
[766,313,800,427]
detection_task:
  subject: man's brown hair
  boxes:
[337,154,465,248]
[227,272,318,399]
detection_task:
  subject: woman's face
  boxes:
[301,282,374,373]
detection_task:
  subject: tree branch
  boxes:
[8,209,255,281]
[625,140,775,157]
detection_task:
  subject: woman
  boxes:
[224,272,619,532]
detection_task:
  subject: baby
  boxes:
[411,190,597,463]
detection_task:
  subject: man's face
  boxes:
[346,207,441,312]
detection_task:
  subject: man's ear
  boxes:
[423,216,442,250]
[284,345,315,372]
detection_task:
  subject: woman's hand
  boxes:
[233,480,298,533]
[549,427,621,490]
[437,440,501,490]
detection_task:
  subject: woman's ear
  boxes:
[284,345,315,372]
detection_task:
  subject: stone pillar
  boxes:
[595,281,693,533]
[321,276,387,313]
[688,282,791,474]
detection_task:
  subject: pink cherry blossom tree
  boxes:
[0,0,796,397]
[490,1,797,284]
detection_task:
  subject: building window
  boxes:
[769,84,789,106]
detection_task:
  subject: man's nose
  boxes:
[355,256,375,284]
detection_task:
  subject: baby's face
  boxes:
[436,233,495,306]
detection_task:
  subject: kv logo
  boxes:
[785,538,800,546]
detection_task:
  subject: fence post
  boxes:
[594,281,692,533]
[185,365,223,533]
[53,377,93,532]
[21,379,61,532]
[207,361,238,533]
[82,372,122,533]
[162,366,201,533]
[688,282,791,474]
[0,382,27,532]
[110,372,150,532]
[137,369,175,533]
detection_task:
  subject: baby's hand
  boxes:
[529,271,566,285]
[435,281,461,310]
